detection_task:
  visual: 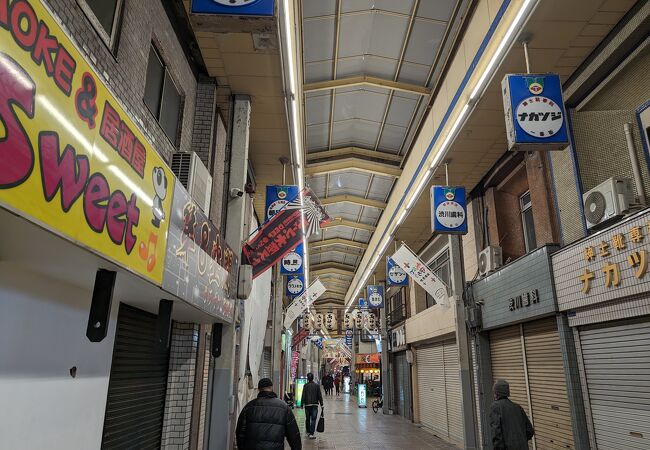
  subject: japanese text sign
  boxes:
[286,274,305,298]
[162,183,237,321]
[552,210,650,312]
[192,0,275,17]
[387,257,408,286]
[265,185,299,221]
[431,186,467,234]
[367,285,385,308]
[502,73,569,151]
[0,0,174,284]
[283,279,327,329]
[391,244,449,306]
[281,243,304,275]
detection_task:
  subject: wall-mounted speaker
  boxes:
[212,323,223,358]
[86,269,117,342]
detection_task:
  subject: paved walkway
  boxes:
[289,393,459,449]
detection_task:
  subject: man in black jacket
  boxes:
[490,379,534,450]
[236,378,302,449]
[300,373,323,439]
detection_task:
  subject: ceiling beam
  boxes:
[309,238,369,250]
[322,218,376,232]
[307,147,403,163]
[320,195,387,209]
[305,157,402,178]
[311,262,356,273]
[311,268,355,278]
[304,75,430,96]
[310,245,363,257]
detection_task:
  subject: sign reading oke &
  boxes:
[0,0,174,284]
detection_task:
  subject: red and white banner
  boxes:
[243,187,329,279]
[391,244,449,306]
[283,279,327,329]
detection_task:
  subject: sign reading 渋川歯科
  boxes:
[0,0,174,284]
[431,186,467,234]
[502,73,569,152]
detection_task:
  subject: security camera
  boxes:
[230,188,244,198]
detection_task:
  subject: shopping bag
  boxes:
[316,410,325,433]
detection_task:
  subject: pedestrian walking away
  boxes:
[301,372,324,440]
[489,379,534,450]
[334,374,341,396]
[236,378,302,449]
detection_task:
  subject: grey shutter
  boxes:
[102,304,170,449]
[443,340,464,446]
[579,318,650,450]
[393,351,411,419]
[417,343,449,439]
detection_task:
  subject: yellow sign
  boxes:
[0,0,174,284]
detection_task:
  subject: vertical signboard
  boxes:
[286,274,305,298]
[281,242,304,275]
[191,0,275,16]
[502,73,569,151]
[386,257,408,286]
[265,185,299,221]
[358,384,367,408]
[295,378,307,408]
[367,285,385,309]
[431,186,467,234]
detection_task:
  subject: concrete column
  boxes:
[271,268,284,392]
[475,332,494,449]
[380,307,391,414]
[449,235,479,449]
[556,314,590,450]
[206,95,250,450]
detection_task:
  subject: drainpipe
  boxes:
[624,122,647,206]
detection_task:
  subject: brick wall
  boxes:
[191,75,217,167]
[44,0,197,163]
[162,323,199,449]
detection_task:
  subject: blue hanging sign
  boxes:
[359,297,367,310]
[191,0,275,17]
[431,186,467,234]
[386,257,408,286]
[345,329,353,348]
[286,274,305,298]
[366,285,385,309]
[281,243,304,275]
[502,73,569,151]
[264,185,299,221]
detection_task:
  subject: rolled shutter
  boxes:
[102,304,170,450]
[524,318,574,450]
[417,344,448,438]
[579,319,650,450]
[443,340,463,445]
[489,325,530,416]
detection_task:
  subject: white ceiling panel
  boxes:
[305,61,334,83]
[360,207,381,224]
[385,96,418,128]
[306,93,332,125]
[331,120,380,148]
[354,229,372,243]
[396,61,430,85]
[417,0,457,22]
[403,19,447,66]
[342,0,415,15]
[311,253,322,265]
[325,203,363,221]
[367,175,394,201]
[336,55,398,79]
[323,226,356,240]
[344,254,360,266]
[303,0,337,18]
[378,123,408,150]
[318,253,347,265]
[307,175,327,197]
[306,124,330,150]
[328,171,372,197]
[333,89,389,123]
[303,18,336,63]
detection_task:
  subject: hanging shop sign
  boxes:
[472,245,558,330]
[290,351,300,380]
[430,186,467,234]
[355,353,381,364]
[265,185,299,221]
[291,328,309,348]
[283,279,327,329]
[359,297,368,309]
[191,0,275,17]
[0,0,175,284]
[310,336,323,349]
[391,244,449,306]
[163,183,238,321]
[502,73,569,151]
[322,338,341,349]
[387,257,408,286]
[345,329,353,348]
[391,324,407,352]
[281,243,304,275]
[358,384,367,408]
[552,210,650,314]
[286,274,305,298]
[244,187,329,279]
[367,285,385,308]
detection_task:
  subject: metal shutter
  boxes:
[524,318,574,450]
[489,325,531,417]
[443,340,464,445]
[417,344,448,438]
[472,337,483,449]
[261,348,272,379]
[393,351,411,419]
[102,304,170,449]
[579,318,650,450]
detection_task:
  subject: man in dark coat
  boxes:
[236,378,302,449]
[490,379,534,450]
[300,373,324,439]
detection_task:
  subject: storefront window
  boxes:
[426,249,450,308]
[144,45,182,144]
[520,191,537,253]
[77,0,123,49]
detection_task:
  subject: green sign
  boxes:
[295,378,307,408]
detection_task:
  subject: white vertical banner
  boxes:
[391,244,449,306]
[283,279,327,329]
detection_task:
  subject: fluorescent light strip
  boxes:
[395,209,408,227]
[406,169,431,209]
[430,103,470,169]
[470,0,534,101]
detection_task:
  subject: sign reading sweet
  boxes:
[0,0,174,283]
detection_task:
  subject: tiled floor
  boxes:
[288,393,460,449]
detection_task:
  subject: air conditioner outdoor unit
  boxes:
[478,245,502,277]
[583,177,634,230]
[171,152,212,216]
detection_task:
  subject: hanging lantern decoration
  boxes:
[303,316,311,332]
[315,313,324,330]
[325,311,337,330]
[343,312,353,330]
[366,312,377,331]
[354,310,364,328]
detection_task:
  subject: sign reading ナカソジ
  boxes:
[502,73,569,152]
[0,0,174,284]
[162,183,238,322]
[430,186,467,234]
[552,210,650,313]
[191,0,275,17]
